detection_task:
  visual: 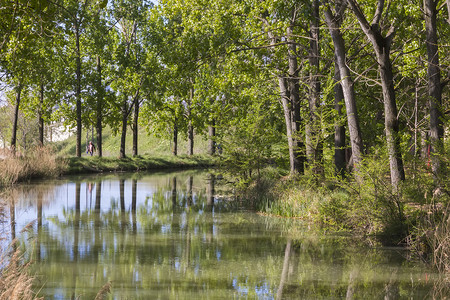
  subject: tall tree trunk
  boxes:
[348,0,405,189]
[263,12,305,175]
[38,83,44,146]
[334,65,346,177]
[286,17,305,174]
[188,122,194,156]
[119,101,128,159]
[96,56,103,157]
[75,23,82,157]
[446,0,450,25]
[424,0,445,185]
[187,87,194,156]
[306,0,323,175]
[208,120,216,155]
[133,100,139,156]
[279,75,305,175]
[173,120,178,156]
[324,3,364,180]
[11,83,23,155]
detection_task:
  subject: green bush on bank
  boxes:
[233,152,448,251]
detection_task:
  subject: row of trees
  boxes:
[0,0,448,189]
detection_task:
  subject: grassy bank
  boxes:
[230,159,449,276]
[65,154,216,174]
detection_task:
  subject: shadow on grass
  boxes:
[65,154,217,175]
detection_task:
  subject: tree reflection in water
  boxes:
[0,171,446,299]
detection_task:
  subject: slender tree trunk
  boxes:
[173,120,178,156]
[446,0,450,24]
[96,56,103,157]
[424,0,445,185]
[133,100,139,156]
[38,83,44,146]
[334,64,346,177]
[279,76,296,174]
[187,87,194,156]
[348,0,405,189]
[379,50,406,188]
[208,120,216,155]
[75,23,82,157]
[119,101,127,159]
[324,3,364,180]
[286,18,305,174]
[263,13,305,175]
[11,83,23,155]
[188,122,194,156]
[306,0,323,175]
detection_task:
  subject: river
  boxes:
[0,170,441,299]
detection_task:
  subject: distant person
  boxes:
[87,141,96,156]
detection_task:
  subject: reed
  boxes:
[0,240,43,300]
[0,146,65,186]
[94,281,112,300]
[431,206,450,274]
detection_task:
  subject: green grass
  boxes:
[53,126,210,157]
[65,154,216,174]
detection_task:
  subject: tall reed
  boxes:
[0,146,65,186]
[0,240,42,300]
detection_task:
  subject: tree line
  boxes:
[0,0,448,190]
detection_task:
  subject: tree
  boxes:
[109,0,150,159]
[53,0,104,157]
[324,0,364,180]
[423,0,446,186]
[347,0,406,190]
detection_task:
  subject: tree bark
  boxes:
[286,16,305,174]
[132,100,139,156]
[306,0,323,175]
[75,22,82,157]
[119,101,128,159]
[188,122,194,155]
[334,64,346,177]
[187,87,194,156]
[11,83,23,155]
[38,83,44,146]
[446,0,450,25]
[173,120,178,156]
[347,0,405,189]
[279,76,297,174]
[424,0,445,184]
[96,55,103,157]
[324,3,364,180]
[208,120,216,155]
[263,12,305,175]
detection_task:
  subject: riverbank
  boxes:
[233,165,450,277]
[64,154,217,175]
[0,146,217,187]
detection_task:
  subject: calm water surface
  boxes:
[0,170,441,299]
